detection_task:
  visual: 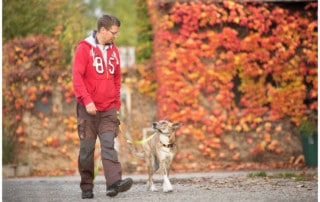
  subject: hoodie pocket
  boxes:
[92,78,116,105]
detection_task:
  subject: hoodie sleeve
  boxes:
[114,48,121,111]
[72,42,93,106]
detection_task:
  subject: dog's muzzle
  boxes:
[162,143,175,148]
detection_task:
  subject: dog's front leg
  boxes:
[162,161,173,192]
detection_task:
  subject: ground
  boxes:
[3,171,318,201]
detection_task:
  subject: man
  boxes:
[72,14,133,199]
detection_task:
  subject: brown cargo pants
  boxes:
[77,104,122,191]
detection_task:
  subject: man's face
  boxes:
[101,25,119,44]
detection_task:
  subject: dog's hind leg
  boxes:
[152,155,159,172]
[146,155,158,191]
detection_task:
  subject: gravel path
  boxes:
[3,170,318,202]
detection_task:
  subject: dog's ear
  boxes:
[152,122,158,129]
[172,122,182,130]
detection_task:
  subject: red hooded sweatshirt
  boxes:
[72,31,121,111]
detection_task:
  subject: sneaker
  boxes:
[106,178,133,197]
[82,190,94,199]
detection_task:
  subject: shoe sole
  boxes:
[106,179,133,197]
[81,196,93,199]
[106,190,118,197]
[81,194,94,199]
[117,179,133,193]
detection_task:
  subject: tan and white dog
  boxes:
[139,120,182,192]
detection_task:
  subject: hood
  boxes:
[83,30,113,49]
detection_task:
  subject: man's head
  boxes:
[97,14,121,44]
[97,14,121,31]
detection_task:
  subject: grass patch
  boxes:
[273,173,315,181]
[248,171,267,177]
[248,171,316,181]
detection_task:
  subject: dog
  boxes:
[144,120,182,192]
[131,120,181,192]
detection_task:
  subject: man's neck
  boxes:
[95,33,112,48]
[95,32,105,46]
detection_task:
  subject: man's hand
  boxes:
[86,102,97,115]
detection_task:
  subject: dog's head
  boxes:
[153,120,182,136]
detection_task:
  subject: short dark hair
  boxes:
[97,14,121,31]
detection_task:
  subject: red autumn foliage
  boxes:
[142,1,317,162]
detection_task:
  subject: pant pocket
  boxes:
[78,118,86,139]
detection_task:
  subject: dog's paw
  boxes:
[150,184,158,192]
[163,187,173,193]
[163,175,173,192]
[147,182,158,192]
[163,183,173,193]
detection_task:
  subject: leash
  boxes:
[94,119,153,180]
[119,124,156,145]
[93,158,101,181]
